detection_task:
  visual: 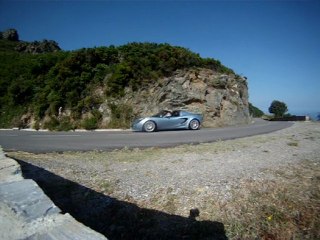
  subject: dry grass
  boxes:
[199,160,320,239]
[9,151,320,240]
[287,141,299,147]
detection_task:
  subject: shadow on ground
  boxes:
[16,159,227,240]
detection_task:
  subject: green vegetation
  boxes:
[107,103,133,128]
[268,100,288,117]
[249,103,264,117]
[0,37,234,129]
[287,141,299,147]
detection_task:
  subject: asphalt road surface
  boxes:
[0,119,293,153]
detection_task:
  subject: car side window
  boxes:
[164,112,172,117]
[172,111,180,117]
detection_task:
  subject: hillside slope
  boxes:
[0,31,250,130]
[104,68,249,128]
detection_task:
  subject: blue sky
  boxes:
[1,0,319,114]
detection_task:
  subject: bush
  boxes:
[33,121,40,130]
[108,103,134,129]
[0,105,26,128]
[81,116,99,130]
[43,117,60,131]
[56,116,75,131]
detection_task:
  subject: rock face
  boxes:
[15,40,61,54]
[1,29,19,41]
[103,68,250,128]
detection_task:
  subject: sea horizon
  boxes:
[290,111,319,121]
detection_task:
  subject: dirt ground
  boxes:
[9,121,320,239]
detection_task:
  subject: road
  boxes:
[0,119,293,153]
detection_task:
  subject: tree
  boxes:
[268,100,288,117]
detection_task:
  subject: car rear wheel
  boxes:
[143,121,156,132]
[189,119,200,130]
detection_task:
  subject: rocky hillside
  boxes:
[101,68,250,128]
[0,29,250,130]
[0,29,60,54]
[15,40,61,54]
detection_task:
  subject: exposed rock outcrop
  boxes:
[101,68,250,128]
[1,29,19,41]
[15,40,61,54]
[0,28,60,54]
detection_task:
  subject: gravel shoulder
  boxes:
[8,121,320,239]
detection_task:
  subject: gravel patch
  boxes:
[9,122,320,205]
[8,121,320,239]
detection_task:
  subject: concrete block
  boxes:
[0,156,23,183]
[26,214,107,240]
[0,179,60,222]
[0,147,107,239]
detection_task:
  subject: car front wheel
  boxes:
[189,119,200,130]
[143,121,156,132]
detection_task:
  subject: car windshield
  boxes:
[152,110,171,118]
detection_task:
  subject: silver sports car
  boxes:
[132,110,203,132]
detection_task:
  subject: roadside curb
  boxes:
[0,146,108,240]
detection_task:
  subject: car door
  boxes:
[155,116,174,130]
[167,115,185,129]
[158,111,186,130]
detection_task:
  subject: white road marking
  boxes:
[31,135,81,137]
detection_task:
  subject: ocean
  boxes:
[290,111,319,121]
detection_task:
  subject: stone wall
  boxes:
[0,147,107,240]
